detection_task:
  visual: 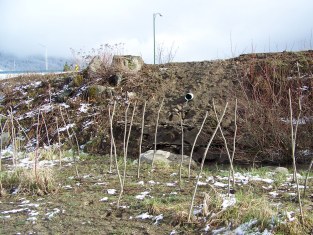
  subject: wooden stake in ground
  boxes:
[41,112,50,146]
[118,102,136,206]
[152,98,164,168]
[34,109,41,181]
[179,112,184,189]
[9,108,17,168]
[288,89,304,225]
[137,101,147,179]
[213,99,237,196]
[55,117,62,168]
[188,111,208,179]
[109,102,122,190]
[188,102,228,222]
[109,103,116,173]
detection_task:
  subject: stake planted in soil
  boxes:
[152,98,164,168]
[137,101,147,179]
[188,102,228,222]
[188,111,208,178]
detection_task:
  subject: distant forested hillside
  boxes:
[0,52,72,71]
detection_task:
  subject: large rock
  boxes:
[112,55,144,72]
[139,150,197,167]
[86,56,106,79]
[87,85,114,102]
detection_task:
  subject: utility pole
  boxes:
[153,13,162,64]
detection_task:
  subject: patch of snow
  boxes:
[170,173,177,177]
[169,230,176,235]
[59,123,75,132]
[45,208,60,220]
[107,189,116,195]
[83,120,94,129]
[269,191,279,198]
[137,181,144,185]
[193,205,203,215]
[213,182,228,188]
[1,208,30,214]
[221,195,236,209]
[62,185,73,190]
[99,197,108,202]
[165,182,176,187]
[148,180,158,185]
[83,174,91,179]
[59,103,70,109]
[136,212,153,220]
[94,182,107,186]
[78,103,90,113]
[153,214,163,224]
[135,191,150,200]
[206,176,214,182]
[170,192,177,195]
[203,224,210,232]
[286,211,295,222]
[197,181,207,186]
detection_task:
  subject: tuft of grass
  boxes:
[0,167,58,195]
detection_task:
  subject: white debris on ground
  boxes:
[136,212,153,220]
[135,191,150,200]
[286,211,296,222]
[45,208,61,220]
[58,123,75,132]
[170,173,177,177]
[135,212,163,224]
[213,182,228,188]
[165,182,176,187]
[148,180,159,185]
[269,191,279,198]
[211,219,272,235]
[152,214,164,224]
[137,181,144,185]
[99,197,108,202]
[78,103,90,113]
[221,194,236,209]
[197,181,207,186]
[107,189,116,195]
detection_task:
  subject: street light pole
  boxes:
[153,12,162,64]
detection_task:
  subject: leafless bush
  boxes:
[235,56,313,164]
[157,42,178,64]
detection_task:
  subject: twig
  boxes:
[179,112,184,189]
[109,102,122,207]
[188,102,228,222]
[34,109,41,181]
[9,108,17,168]
[55,117,62,168]
[109,103,116,173]
[137,101,147,179]
[288,89,304,225]
[152,98,164,167]
[213,100,235,196]
[188,111,208,178]
[119,102,136,206]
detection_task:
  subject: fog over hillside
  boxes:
[0,51,72,71]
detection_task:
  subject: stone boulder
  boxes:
[86,56,107,79]
[274,167,289,175]
[112,55,144,72]
[87,85,114,102]
[138,150,197,168]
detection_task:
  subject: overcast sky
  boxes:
[1,0,313,63]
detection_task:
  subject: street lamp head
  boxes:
[154,12,162,17]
